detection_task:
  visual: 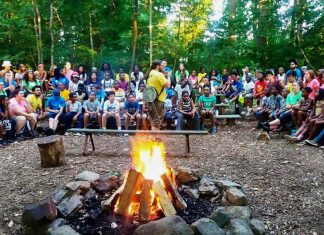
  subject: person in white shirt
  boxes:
[101,72,114,91]
[102,91,121,130]
[175,77,191,100]
[241,75,255,116]
[277,67,286,84]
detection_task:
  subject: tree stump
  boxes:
[37,135,66,167]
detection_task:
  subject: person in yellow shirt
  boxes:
[116,68,130,81]
[58,82,70,101]
[26,85,47,119]
[145,60,171,130]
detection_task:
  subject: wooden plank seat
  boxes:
[215,114,242,126]
[67,128,208,157]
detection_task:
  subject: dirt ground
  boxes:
[0,121,323,235]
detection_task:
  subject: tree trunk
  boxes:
[37,135,66,167]
[35,1,43,63]
[50,3,54,66]
[149,0,153,65]
[130,0,139,74]
[290,0,297,41]
[228,0,236,39]
[89,11,94,67]
[256,0,268,68]
[31,0,41,64]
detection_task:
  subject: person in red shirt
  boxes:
[253,72,268,105]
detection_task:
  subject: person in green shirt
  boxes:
[22,70,41,96]
[261,82,302,132]
[199,85,217,134]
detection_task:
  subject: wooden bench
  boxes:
[67,129,208,157]
[216,114,241,126]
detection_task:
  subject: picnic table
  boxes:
[67,129,208,157]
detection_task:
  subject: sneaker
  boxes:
[305,140,319,147]
[255,122,262,129]
[320,146,324,149]
[211,127,217,135]
[0,139,8,146]
[124,133,129,137]
[284,135,298,142]
[73,133,81,136]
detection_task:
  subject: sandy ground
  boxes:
[0,121,323,234]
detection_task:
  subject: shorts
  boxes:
[279,110,293,124]
[147,100,165,128]
[200,109,215,119]
[48,112,57,119]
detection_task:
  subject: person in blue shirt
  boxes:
[93,84,104,109]
[124,93,141,130]
[286,59,302,82]
[2,72,17,97]
[225,72,243,102]
[46,89,66,132]
[52,68,69,89]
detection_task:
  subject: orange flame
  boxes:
[131,136,167,182]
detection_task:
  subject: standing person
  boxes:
[15,63,27,82]
[9,89,37,139]
[46,89,66,132]
[22,70,41,96]
[199,85,217,134]
[102,91,121,130]
[161,59,172,78]
[83,91,102,128]
[64,92,84,131]
[145,60,171,130]
[1,61,14,77]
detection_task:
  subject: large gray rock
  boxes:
[22,199,57,226]
[92,174,119,194]
[176,167,200,184]
[183,188,199,200]
[215,180,242,190]
[249,219,266,235]
[57,194,83,218]
[53,189,69,204]
[134,215,194,235]
[24,218,66,235]
[75,171,99,181]
[225,188,248,206]
[65,181,91,193]
[191,218,225,235]
[224,219,253,235]
[209,207,231,228]
[199,182,219,196]
[48,225,80,235]
[224,206,252,221]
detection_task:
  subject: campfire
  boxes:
[104,136,187,222]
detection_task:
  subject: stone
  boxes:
[175,167,200,184]
[134,215,194,235]
[249,219,266,235]
[225,188,248,206]
[215,180,242,190]
[22,199,57,227]
[183,188,199,199]
[75,171,99,181]
[199,182,220,196]
[57,194,83,218]
[224,219,253,235]
[93,174,119,194]
[83,188,97,201]
[48,225,80,235]
[224,206,252,221]
[49,218,66,229]
[210,207,231,228]
[256,132,270,141]
[89,206,102,220]
[191,218,225,235]
[53,189,69,204]
[65,181,91,193]
[24,218,66,235]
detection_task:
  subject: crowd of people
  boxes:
[0,59,323,149]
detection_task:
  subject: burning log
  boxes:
[139,179,153,222]
[152,181,176,216]
[115,169,142,216]
[161,174,187,210]
[102,184,125,211]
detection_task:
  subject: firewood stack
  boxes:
[103,168,187,222]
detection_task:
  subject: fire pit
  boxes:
[22,136,267,235]
[104,137,186,222]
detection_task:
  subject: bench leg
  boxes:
[83,133,95,156]
[185,135,190,157]
[89,133,95,152]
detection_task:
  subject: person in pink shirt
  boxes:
[304,70,320,100]
[9,89,37,139]
[63,62,74,81]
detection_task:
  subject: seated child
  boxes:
[176,91,200,130]
[0,95,16,145]
[253,72,267,105]
[69,72,80,93]
[46,89,66,132]
[76,84,88,105]
[111,81,126,110]
[64,92,84,131]
[101,73,114,91]
[241,75,254,116]
[291,87,313,128]
[164,92,177,130]
[83,91,102,128]
[102,91,121,130]
[124,93,141,130]
[199,85,217,134]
